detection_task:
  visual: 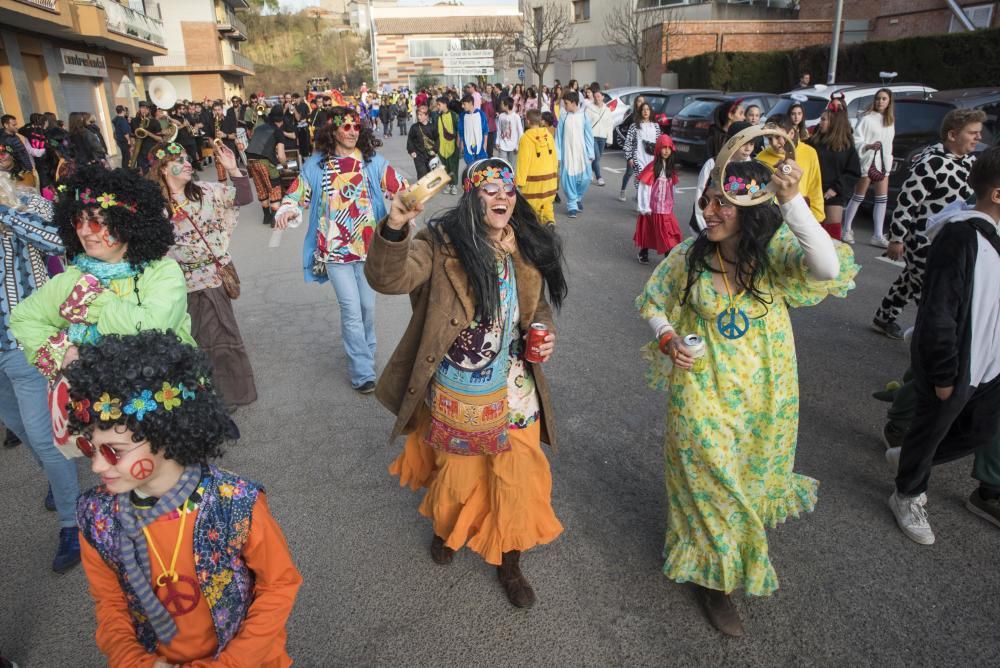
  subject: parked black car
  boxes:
[611,88,718,149]
[670,92,780,166]
[884,89,999,208]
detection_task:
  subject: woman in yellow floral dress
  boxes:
[637,159,858,636]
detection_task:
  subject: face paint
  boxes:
[130,458,154,480]
[170,164,183,176]
[101,228,119,247]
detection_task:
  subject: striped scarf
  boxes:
[115,465,202,645]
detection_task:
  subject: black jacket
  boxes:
[406,122,438,161]
[809,138,861,203]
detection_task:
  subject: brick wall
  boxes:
[799,0,999,39]
[644,20,835,85]
[181,22,222,67]
[376,34,444,88]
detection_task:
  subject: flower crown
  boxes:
[71,379,207,424]
[76,188,138,213]
[463,165,515,192]
[153,143,184,161]
[724,175,766,197]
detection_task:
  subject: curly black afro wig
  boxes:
[64,330,231,465]
[314,106,382,161]
[53,164,174,268]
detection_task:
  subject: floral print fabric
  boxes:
[636,224,858,596]
[167,183,238,292]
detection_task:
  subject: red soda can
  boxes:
[524,323,548,363]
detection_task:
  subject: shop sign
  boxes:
[60,49,108,77]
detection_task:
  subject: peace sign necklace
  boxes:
[142,504,202,616]
[715,246,750,340]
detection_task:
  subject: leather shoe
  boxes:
[497,550,536,608]
[430,535,454,565]
[692,584,744,636]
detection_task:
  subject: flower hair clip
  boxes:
[154,143,184,161]
[76,188,138,214]
[73,381,200,424]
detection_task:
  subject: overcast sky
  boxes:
[278,0,516,10]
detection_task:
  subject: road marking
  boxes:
[675,187,697,192]
[602,167,624,174]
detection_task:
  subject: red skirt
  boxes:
[634,212,682,255]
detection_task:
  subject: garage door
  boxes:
[572,60,596,86]
[62,75,99,117]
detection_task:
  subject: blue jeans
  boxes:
[0,348,80,528]
[592,137,606,180]
[327,261,377,388]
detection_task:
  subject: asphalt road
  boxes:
[2,134,998,667]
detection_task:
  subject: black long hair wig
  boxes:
[314,106,382,161]
[54,164,174,268]
[682,160,783,311]
[427,158,567,321]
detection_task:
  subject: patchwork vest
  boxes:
[77,465,261,656]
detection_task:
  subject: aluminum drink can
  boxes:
[682,334,707,372]
[524,323,548,363]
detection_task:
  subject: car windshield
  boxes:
[767,97,829,120]
[678,99,723,118]
[894,102,953,135]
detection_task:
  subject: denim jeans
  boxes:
[620,161,634,191]
[592,137,606,180]
[0,348,80,527]
[327,261,377,388]
[497,149,517,167]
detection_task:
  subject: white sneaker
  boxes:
[870,235,889,248]
[842,230,855,244]
[885,446,901,474]
[888,491,935,545]
[597,178,606,186]
[618,191,626,202]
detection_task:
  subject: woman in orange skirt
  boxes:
[365,157,567,607]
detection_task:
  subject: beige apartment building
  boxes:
[134,0,254,103]
[0,0,167,159]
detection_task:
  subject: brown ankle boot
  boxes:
[497,550,536,608]
[692,584,744,636]
[430,535,454,565]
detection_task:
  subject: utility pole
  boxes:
[827,0,844,85]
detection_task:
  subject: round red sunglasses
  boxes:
[76,435,141,465]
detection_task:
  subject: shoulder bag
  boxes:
[868,143,887,183]
[175,205,241,299]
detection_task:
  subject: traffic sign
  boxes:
[443,49,493,59]
[443,57,494,68]
[517,68,525,80]
[444,66,495,76]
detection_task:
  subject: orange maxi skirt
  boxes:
[389,406,563,566]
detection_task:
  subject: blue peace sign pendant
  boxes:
[717,307,750,340]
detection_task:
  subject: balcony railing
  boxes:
[216,3,249,40]
[15,0,59,11]
[231,50,255,74]
[100,0,165,46]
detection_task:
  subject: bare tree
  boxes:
[460,16,523,87]
[520,1,575,86]
[603,0,681,85]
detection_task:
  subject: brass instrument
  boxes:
[256,104,266,117]
[128,118,149,169]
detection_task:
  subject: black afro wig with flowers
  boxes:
[64,330,231,465]
[53,164,174,269]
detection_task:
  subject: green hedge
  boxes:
[670,28,1000,92]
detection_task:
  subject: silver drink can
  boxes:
[682,334,707,372]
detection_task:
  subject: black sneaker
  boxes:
[881,423,905,450]
[52,526,80,574]
[45,485,55,512]
[3,429,20,448]
[637,251,649,265]
[262,208,275,226]
[966,489,1000,529]
[356,380,376,394]
[872,317,904,340]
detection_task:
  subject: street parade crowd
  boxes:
[0,69,999,665]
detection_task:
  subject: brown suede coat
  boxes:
[365,222,557,448]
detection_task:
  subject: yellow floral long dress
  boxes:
[637,225,858,596]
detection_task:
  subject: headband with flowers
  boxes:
[71,378,207,425]
[463,164,515,193]
[153,142,185,161]
[76,188,138,214]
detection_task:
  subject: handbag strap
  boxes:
[966,217,1000,258]
[173,201,225,272]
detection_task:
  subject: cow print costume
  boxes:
[874,143,976,325]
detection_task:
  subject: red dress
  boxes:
[634,173,682,255]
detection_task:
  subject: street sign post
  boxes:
[443,49,493,59]
[443,66,496,76]
[442,57,495,68]
[517,68,525,81]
